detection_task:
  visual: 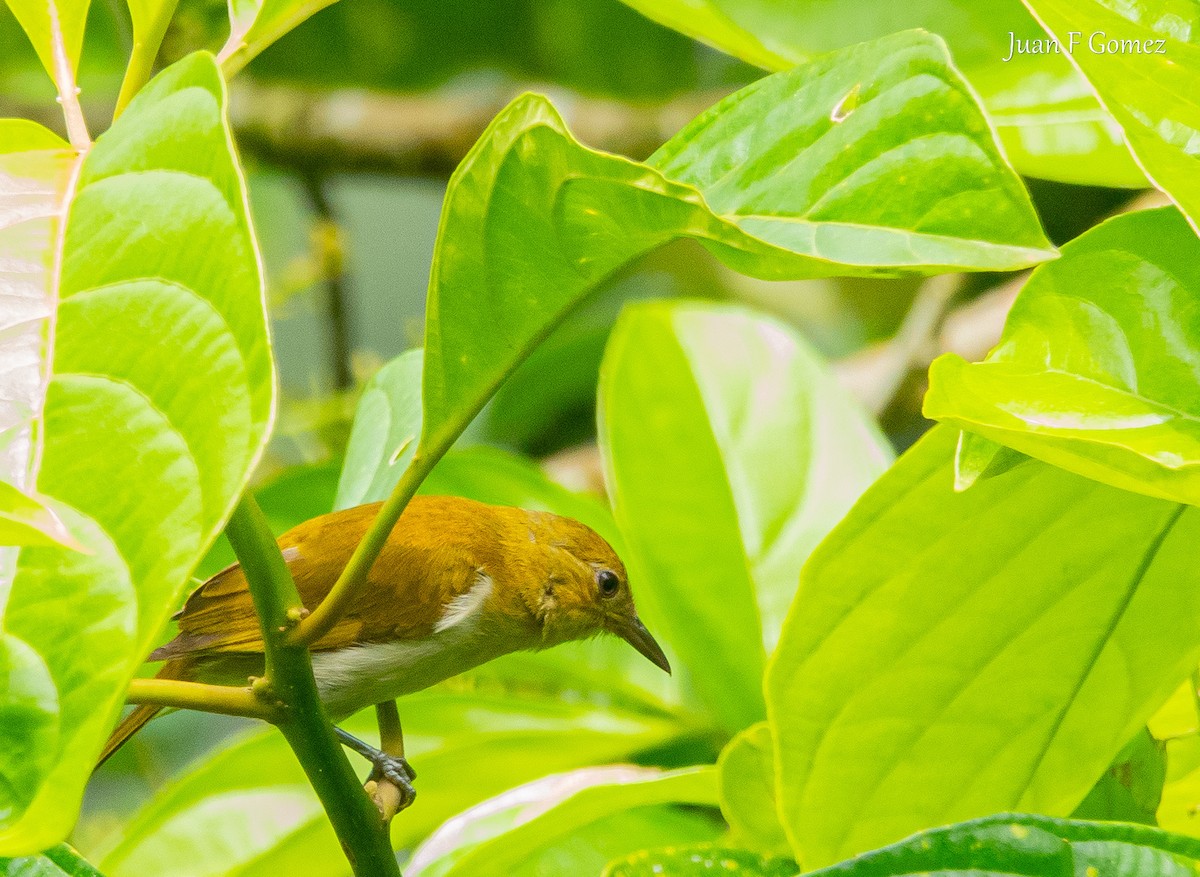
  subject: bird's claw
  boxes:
[367,754,417,809]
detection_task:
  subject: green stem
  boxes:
[126,677,280,721]
[226,495,401,877]
[289,451,438,647]
[112,0,180,120]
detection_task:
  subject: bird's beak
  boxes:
[619,616,671,675]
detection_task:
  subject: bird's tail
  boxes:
[96,658,189,769]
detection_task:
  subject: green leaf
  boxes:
[334,347,422,509]
[1021,0,1200,229]
[605,846,797,877]
[408,766,719,877]
[0,844,106,876]
[614,0,1143,187]
[0,483,83,550]
[1160,734,1200,836]
[95,693,686,875]
[801,813,1200,877]
[1072,728,1165,825]
[599,302,891,731]
[718,723,790,856]
[219,0,340,75]
[766,426,1200,866]
[419,30,1052,483]
[3,0,89,85]
[0,53,273,854]
[926,208,1200,506]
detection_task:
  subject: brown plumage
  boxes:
[99,495,669,767]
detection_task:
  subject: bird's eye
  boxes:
[597,569,620,598]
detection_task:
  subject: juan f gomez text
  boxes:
[1003,30,1167,62]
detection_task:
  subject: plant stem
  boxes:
[376,700,404,757]
[48,0,90,150]
[226,495,401,877]
[113,0,180,120]
[125,677,281,720]
[289,452,437,647]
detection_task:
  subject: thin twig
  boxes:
[299,170,355,390]
[227,496,401,877]
[367,700,406,822]
[125,677,281,721]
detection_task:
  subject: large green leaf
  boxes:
[925,208,1200,506]
[800,813,1200,877]
[94,693,685,876]
[600,302,891,732]
[0,483,82,550]
[407,766,720,877]
[0,53,273,853]
[1021,0,1200,229]
[766,426,1200,866]
[0,845,105,876]
[418,30,1052,483]
[614,0,1143,187]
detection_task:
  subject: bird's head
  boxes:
[521,512,671,675]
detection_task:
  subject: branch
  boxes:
[228,79,726,175]
[125,677,282,720]
[3,79,724,174]
[226,495,401,877]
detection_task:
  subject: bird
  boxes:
[98,494,670,807]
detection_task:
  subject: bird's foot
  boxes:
[367,754,417,808]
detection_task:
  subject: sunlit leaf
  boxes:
[767,426,1200,865]
[926,208,1200,505]
[0,482,82,550]
[1021,0,1200,230]
[408,766,719,877]
[600,302,891,731]
[0,53,273,854]
[220,0,341,75]
[94,694,686,875]
[4,0,89,86]
[419,30,1052,490]
[614,0,1143,186]
[604,846,796,877]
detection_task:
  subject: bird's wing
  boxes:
[150,498,500,660]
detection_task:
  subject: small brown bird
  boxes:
[99,495,670,804]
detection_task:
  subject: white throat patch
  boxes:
[434,571,494,633]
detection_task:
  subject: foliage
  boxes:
[3,0,1200,874]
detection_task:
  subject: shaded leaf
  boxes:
[718,722,789,856]
[0,53,272,854]
[220,0,340,75]
[334,348,422,509]
[926,208,1200,506]
[766,426,1200,866]
[1021,0,1200,230]
[600,302,890,731]
[802,813,1200,877]
[0,844,105,876]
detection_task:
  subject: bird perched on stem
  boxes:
[99,495,670,807]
